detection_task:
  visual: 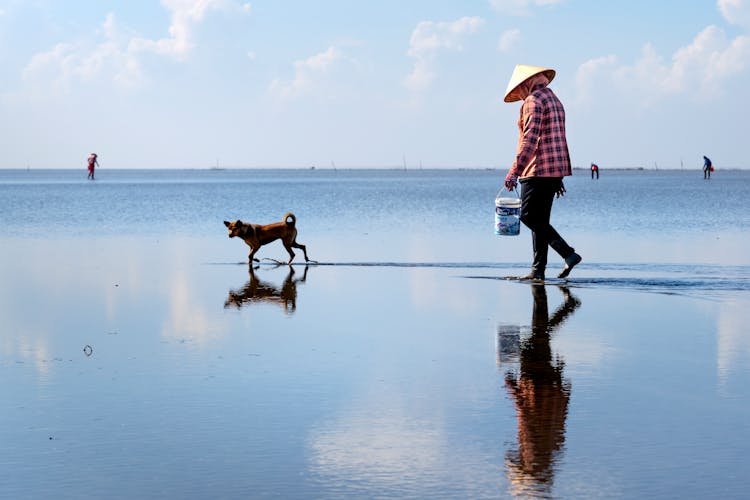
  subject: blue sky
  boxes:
[1,0,748,169]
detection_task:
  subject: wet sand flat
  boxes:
[2,236,750,499]
[2,169,750,498]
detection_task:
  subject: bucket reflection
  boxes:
[498,284,581,498]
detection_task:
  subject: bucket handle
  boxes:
[496,187,520,199]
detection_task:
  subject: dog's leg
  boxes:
[248,246,260,263]
[292,241,315,263]
[282,242,296,265]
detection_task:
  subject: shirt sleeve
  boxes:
[510,95,541,177]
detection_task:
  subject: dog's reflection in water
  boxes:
[224,265,309,314]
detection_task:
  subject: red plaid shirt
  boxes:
[509,85,571,179]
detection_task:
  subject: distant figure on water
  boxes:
[590,162,599,179]
[502,64,582,281]
[87,153,99,180]
[703,156,712,179]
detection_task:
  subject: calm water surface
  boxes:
[1,169,749,498]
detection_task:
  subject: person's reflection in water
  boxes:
[503,284,580,497]
[224,265,309,314]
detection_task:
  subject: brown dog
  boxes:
[224,213,312,264]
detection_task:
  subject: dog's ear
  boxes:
[223,220,231,227]
[235,219,241,225]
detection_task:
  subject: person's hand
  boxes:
[504,172,518,191]
[556,181,566,198]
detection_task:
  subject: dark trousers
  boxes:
[520,177,575,273]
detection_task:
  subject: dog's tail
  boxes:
[284,212,296,226]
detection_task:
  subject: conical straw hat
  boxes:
[503,64,556,102]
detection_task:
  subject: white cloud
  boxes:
[21,1,251,91]
[574,54,616,105]
[407,16,485,58]
[489,0,563,16]
[129,0,231,58]
[497,28,521,52]
[576,25,750,105]
[718,0,750,28]
[403,60,436,93]
[667,25,750,93]
[269,46,344,100]
[627,25,750,98]
[404,16,485,92]
[23,14,144,90]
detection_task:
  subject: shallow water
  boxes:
[2,168,749,265]
[1,169,749,498]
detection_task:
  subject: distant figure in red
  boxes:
[87,153,99,180]
[590,163,599,179]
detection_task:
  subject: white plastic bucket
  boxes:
[495,194,521,236]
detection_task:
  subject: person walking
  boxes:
[502,64,582,281]
[703,156,712,179]
[87,153,99,180]
[590,162,599,179]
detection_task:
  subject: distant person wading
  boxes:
[502,64,582,281]
[703,156,713,179]
[590,163,599,179]
[87,153,99,180]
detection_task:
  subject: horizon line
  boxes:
[1,165,746,171]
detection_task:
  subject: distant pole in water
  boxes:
[654,161,659,170]
[402,153,407,171]
[331,160,337,171]
[680,158,684,170]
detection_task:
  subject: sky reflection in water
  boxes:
[1,236,750,499]
[2,169,750,498]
